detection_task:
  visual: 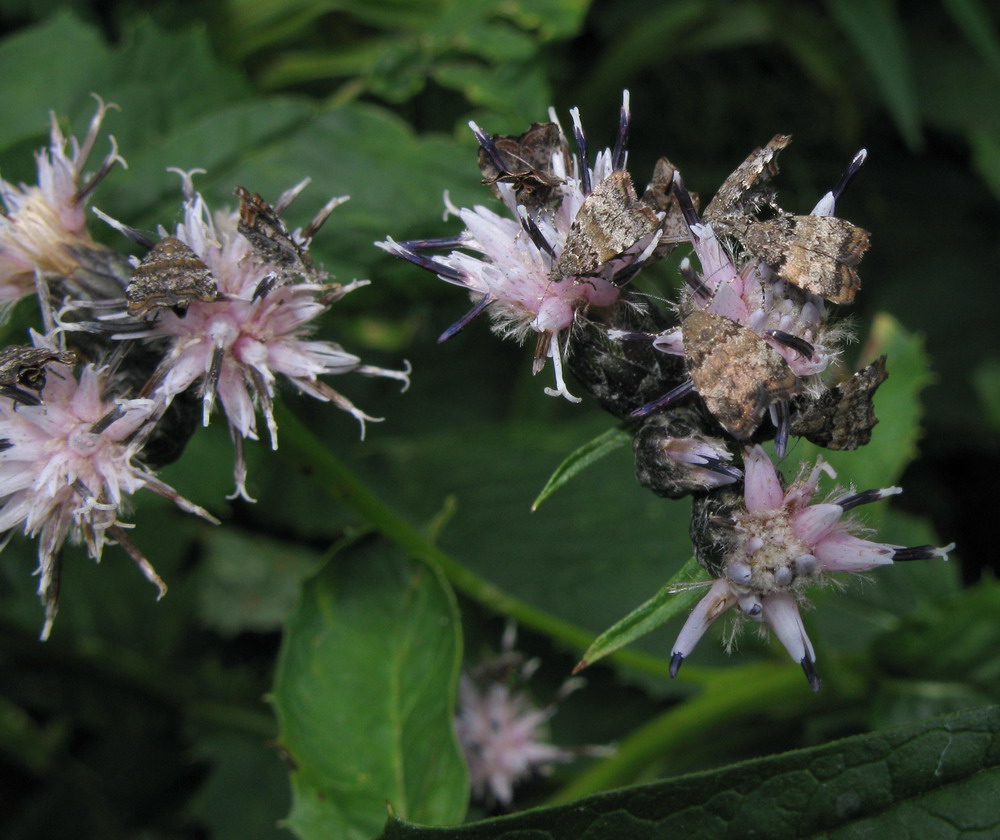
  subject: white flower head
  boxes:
[0,331,216,639]
[670,445,954,690]
[378,91,664,402]
[0,96,126,306]
[123,171,410,501]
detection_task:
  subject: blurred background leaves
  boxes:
[0,1,997,838]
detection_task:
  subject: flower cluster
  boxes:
[379,92,663,401]
[455,628,604,806]
[389,94,954,691]
[672,445,953,690]
[1,100,407,635]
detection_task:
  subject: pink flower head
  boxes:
[0,96,125,305]
[378,91,663,402]
[0,331,216,639]
[116,171,410,501]
[651,156,869,383]
[454,624,608,806]
[669,444,954,690]
[455,673,576,806]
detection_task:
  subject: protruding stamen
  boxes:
[773,399,790,459]
[611,90,631,172]
[629,379,696,418]
[302,195,349,240]
[835,486,902,511]
[766,329,814,360]
[380,239,469,285]
[831,149,868,203]
[438,295,493,343]
[252,274,277,301]
[92,207,155,248]
[698,457,744,481]
[516,207,556,259]
[89,404,126,435]
[892,542,955,562]
[202,345,225,426]
[801,656,822,693]
[569,107,591,196]
[398,235,468,251]
[75,136,125,205]
[668,651,685,678]
[671,171,701,228]
[468,121,507,173]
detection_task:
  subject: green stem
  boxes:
[546,661,805,803]
[276,405,706,682]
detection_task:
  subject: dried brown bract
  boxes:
[642,157,696,261]
[790,355,888,449]
[703,134,791,220]
[236,186,310,274]
[0,345,76,406]
[683,310,800,439]
[737,215,870,303]
[477,122,569,211]
[127,236,217,318]
[555,170,660,280]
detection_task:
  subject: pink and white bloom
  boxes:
[0,97,125,307]
[378,92,662,402]
[669,445,954,690]
[0,332,216,639]
[114,171,410,500]
[455,672,577,806]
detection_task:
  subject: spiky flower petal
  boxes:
[0,332,216,639]
[670,445,954,690]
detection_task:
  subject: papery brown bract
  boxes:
[682,310,800,440]
[0,345,76,406]
[790,356,888,449]
[127,236,217,317]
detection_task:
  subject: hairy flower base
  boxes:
[0,96,125,306]
[0,334,216,638]
[670,445,954,690]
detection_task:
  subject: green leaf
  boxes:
[969,128,1000,203]
[792,313,932,501]
[531,427,631,510]
[196,530,325,636]
[972,356,1000,431]
[272,544,467,840]
[185,733,290,840]
[576,557,705,671]
[826,0,923,149]
[941,0,1000,83]
[377,703,1000,839]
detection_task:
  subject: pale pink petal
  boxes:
[743,445,784,512]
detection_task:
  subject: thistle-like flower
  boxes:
[670,445,954,690]
[99,171,410,501]
[455,671,578,806]
[0,332,216,639]
[378,92,663,402]
[0,96,126,309]
[455,626,602,806]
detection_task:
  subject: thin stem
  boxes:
[546,662,805,803]
[275,405,707,682]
